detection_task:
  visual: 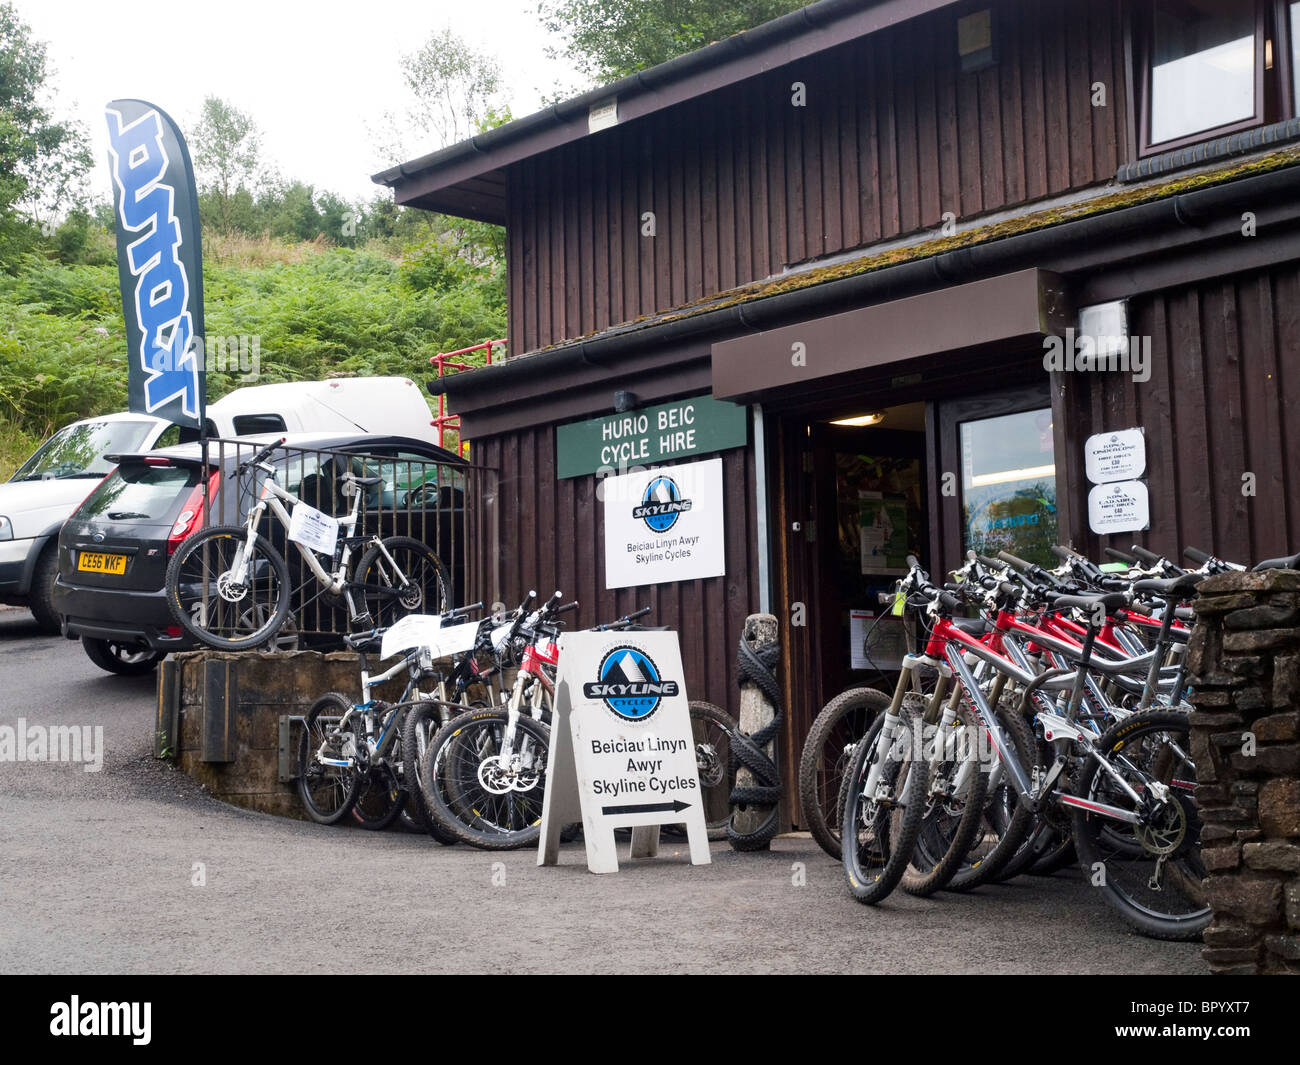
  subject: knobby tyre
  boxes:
[298,693,360,825]
[798,686,890,860]
[944,697,1037,892]
[400,701,460,845]
[902,695,990,896]
[421,708,552,850]
[354,537,450,628]
[1070,709,1210,941]
[841,704,928,905]
[166,525,291,650]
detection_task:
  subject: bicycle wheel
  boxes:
[841,702,927,905]
[354,536,450,628]
[166,525,291,650]
[297,693,360,825]
[799,687,890,859]
[401,701,460,845]
[351,762,405,831]
[422,708,551,850]
[1070,709,1210,941]
[687,700,738,841]
[944,697,1037,892]
[902,696,990,897]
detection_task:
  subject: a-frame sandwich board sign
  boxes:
[538,630,712,874]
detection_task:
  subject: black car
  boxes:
[54,432,467,675]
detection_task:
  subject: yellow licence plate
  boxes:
[77,552,127,575]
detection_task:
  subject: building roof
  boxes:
[371,0,964,223]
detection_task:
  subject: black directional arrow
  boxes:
[601,799,692,816]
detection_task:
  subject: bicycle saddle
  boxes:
[1132,572,1201,599]
[950,617,991,635]
[1048,590,1129,613]
[1253,550,1300,572]
[342,474,384,487]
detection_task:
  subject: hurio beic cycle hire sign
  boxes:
[538,630,711,874]
[602,457,725,589]
[556,394,747,479]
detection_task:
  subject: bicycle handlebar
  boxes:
[1104,547,1137,564]
[241,437,286,471]
[1183,546,1212,565]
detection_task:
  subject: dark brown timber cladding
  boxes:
[504,0,1128,356]
[467,427,761,709]
[1064,262,1300,565]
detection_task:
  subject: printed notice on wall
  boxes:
[602,457,725,589]
[859,492,910,575]
[1087,480,1150,534]
[850,609,907,671]
[1084,428,1146,484]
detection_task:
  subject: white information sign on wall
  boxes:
[1088,480,1151,534]
[602,457,725,589]
[1084,428,1147,484]
[288,502,338,556]
[538,631,711,874]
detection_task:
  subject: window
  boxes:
[959,408,1058,568]
[232,413,287,435]
[1144,0,1263,150]
[1292,2,1300,104]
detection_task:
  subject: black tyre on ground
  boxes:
[421,708,552,850]
[350,762,405,831]
[400,701,460,845]
[902,697,990,896]
[1070,709,1210,941]
[81,636,164,676]
[28,546,61,634]
[944,699,1037,892]
[354,537,450,628]
[799,686,890,859]
[166,525,291,650]
[297,693,360,825]
[841,703,928,905]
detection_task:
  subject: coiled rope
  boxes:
[728,624,782,850]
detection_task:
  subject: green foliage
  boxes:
[537,0,809,85]
[190,95,263,233]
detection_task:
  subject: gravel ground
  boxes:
[0,607,1207,975]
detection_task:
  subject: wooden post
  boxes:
[731,613,779,845]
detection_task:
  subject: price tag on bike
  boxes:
[287,502,339,556]
[539,631,712,874]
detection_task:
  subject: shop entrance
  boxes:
[771,378,1057,828]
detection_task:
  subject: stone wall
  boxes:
[155,650,410,818]
[1188,569,1300,974]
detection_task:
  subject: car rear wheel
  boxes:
[28,546,62,635]
[82,637,164,676]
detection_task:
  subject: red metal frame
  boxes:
[429,339,506,457]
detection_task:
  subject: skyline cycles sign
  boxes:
[602,457,725,589]
[105,99,206,429]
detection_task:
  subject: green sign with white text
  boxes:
[556,395,748,479]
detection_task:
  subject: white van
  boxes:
[204,377,439,444]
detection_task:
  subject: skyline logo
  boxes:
[583,646,679,721]
[632,475,691,533]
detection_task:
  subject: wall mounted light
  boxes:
[830,412,886,427]
[958,9,996,73]
[613,390,638,413]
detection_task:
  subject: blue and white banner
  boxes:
[105,99,205,429]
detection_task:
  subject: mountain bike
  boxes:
[166,438,449,650]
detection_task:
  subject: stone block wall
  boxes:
[1188,569,1300,974]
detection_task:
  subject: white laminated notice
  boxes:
[288,502,338,556]
[380,614,442,660]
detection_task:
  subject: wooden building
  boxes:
[375,0,1300,821]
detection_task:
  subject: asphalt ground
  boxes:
[0,605,1205,975]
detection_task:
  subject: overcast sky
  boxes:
[13,0,579,205]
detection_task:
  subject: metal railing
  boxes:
[429,339,505,457]
[197,438,473,644]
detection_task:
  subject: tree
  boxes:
[190,95,263,233]
[537,0,809,85]
[372,26,508,166]
[0,2,91,260]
